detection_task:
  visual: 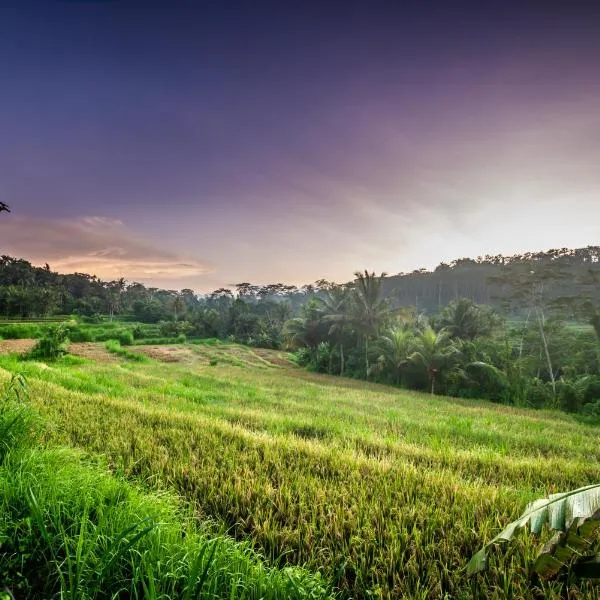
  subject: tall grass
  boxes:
[0,372,331,600]
[105,340,149,362]
[1,345,599,598]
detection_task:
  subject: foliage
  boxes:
[27,324,69,360]
[3,347,600,599]
[0,377,330,599]
[469,484,600,581]
[433,297,501,340]
[105,340,148,362]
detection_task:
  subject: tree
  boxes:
[170,293,186,322]
[410,327,457,394]
[435,297,499,340]
[317,285,352,375]
[105,278,126,321]
[349,271,389,376]
[285,298,327,358]
[377,326,415,384]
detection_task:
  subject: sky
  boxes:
[1,1,599,292]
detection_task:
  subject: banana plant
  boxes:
[468,484,600,579]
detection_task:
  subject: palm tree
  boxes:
[437,297,499,340]
[0,201,9,213]
[377,326,415,384]
[170,294,185,322]
[317,285,352,375]
[349,271,389,376]
[410,326,458,394]
[106,278,126,321]
[284,298,326,358]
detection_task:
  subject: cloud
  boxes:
[0,215,212,282]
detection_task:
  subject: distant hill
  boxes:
[1,246,599,318]
[379,247,600,315]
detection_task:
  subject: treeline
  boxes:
[0,256,310,348]
[3,246,600,320]
[2,249,600,415]
[288,272,600,417]
[383,246,600,313]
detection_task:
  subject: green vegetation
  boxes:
[469,483,600,581]
[2,245,600,596]
[1,346,599,598]
[105,340,149,362]
[0,371,330,599]
[27,324,70,360]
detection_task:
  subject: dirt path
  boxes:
[0,339,36,355]
[69,342,117,362]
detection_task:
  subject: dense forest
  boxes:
[1,247,600,416]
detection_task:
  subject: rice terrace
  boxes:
[3,1,600,599]
[2,323,600,599]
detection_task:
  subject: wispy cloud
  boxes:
[0,216,212,282]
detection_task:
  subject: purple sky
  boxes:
[1,1,599,291]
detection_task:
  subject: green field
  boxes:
[2,340,600,599]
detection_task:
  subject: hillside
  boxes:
[2,340,599,598]
[381,247,600,314]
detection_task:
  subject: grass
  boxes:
[105,340,149,362]
[0,376,330,599]
[1,345,600,598]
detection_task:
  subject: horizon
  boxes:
[1,1,599,291]
[4,242,599,294]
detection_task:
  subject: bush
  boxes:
[158,320,191,338]
[558,379,585,413]
[132,324,145,339]
[80,313,103,324]
[293,347,314,367]
[583,375,600,404]
[582,399,600,418]
[27,325,69,360]
[525,378,555,409]
[0,323,43,339]
[176,333,187,344]
[65,325,93,342]
[117,329,134,346]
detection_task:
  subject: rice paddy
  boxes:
[1,339,599,599]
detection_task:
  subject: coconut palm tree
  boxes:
[410,326,458,394]
[435,297,501,341]
[284,298,326,359]
[316,285,352,375]
[349,271,389,376]
[377,326,415,384]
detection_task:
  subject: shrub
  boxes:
[27,325,69,360]
[65,325,93,342]
[81,313,103,324]
[176,333,187,344]
[558,378,587,413]
[581,399,600,418]
[293,347,313,367]
[524,378,555,409]
[0,323,42,339]
[117,329,134,346]
[132,324,145,339]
